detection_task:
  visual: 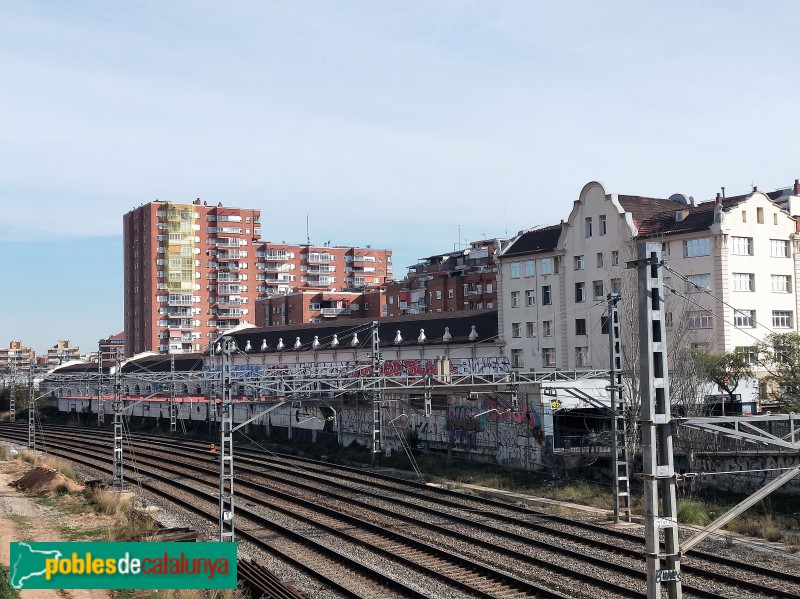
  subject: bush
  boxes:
[91,488,131,516]
[677,499,711,526]
[0,445,9,460]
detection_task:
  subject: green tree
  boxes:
[693,349,753,415]
[756,332,800,412]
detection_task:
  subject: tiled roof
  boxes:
[635,197,749,238]
[502,225,562,257]
[616,195,687,230]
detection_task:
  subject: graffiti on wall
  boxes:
[210,356,511,379]
[480,397,546,446]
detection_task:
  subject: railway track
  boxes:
[2,423,798,599]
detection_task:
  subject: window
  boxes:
[757,207,764,223]
[511,349,524,369]
[596,252,604,268]
[733,273,755,292]
[684,238,711,257]
[540,258,552,275]
[773,310,793,328]
[741,210,746,223]
[736,346,757,364]
[448,289,454,299]
[575,318,587,335]
[612,251,620,266]
[771,240,790,258]
[486,283,493,293]
[525,290,535,306]
[734,310,755,328]
[526,322,536,337]
[575,282,585,303]
[511,291,520,307]
[574,255,585,270]
[475,284,482,294]
[599,214,607,235]
[585,217,593,238]
[542,348,556,368]
[601,316,610,334]
[661,242,670,256]
[688,311,713,329]
[436,290,442,300]
[772,275,791,293]
[511,262,520,278]
[593,281,604,298]
[575,347,589,367]
[542,321,553,337]
[542,286,552,305]
[611,279,621,294]
[731,236,753,255]
[511,322,521,338]
[524,260,534,277]
[686,273,711,292]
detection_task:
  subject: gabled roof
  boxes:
[501,225,562,258]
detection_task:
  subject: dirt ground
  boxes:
[0,458,111,599]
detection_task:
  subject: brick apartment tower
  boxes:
[124,200,263,356]
[124,199,393,356]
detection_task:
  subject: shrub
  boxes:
[677,499,711,526]
[18,450,37,465]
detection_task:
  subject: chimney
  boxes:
[794,179,800,195]
[721,186,726,201]
[715,193,721,203]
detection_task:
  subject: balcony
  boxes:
[217,285,242,295]
[217,250,240,261]
[167,308,192,317]
[167,295,194,307]
[265,252,288,261]
[215,238,241,248]
[217,309,243,319]
[167,320,195,330]
[321,308,351,316]
[352,255,376,263]
[217,298,242,307]
[217,273,240,282]
[263,263,291,273]
[307,265,332,274]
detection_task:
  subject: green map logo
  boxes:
[10,542,237,589]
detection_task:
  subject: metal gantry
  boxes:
[218,336,236,542]
[370,321,382,461]
[27,369,35,450]
[607,293,631,523]
[112,358,124,493]
[631,242,682,599]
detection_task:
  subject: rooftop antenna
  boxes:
[504,201,508,236]
[306,214,310,245]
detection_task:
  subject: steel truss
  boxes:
[680,413,799,450]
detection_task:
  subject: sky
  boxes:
[1,1,798,357]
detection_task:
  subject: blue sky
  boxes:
[1,1,798,356]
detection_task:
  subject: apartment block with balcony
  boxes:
[497,180,800,383]
[386,239,500,317]
[256,289,386,327]
[124,199,262,356]
[125,200,394,355]
[0,341,36,374]
[44,340,81,366]
[98,332,125,365]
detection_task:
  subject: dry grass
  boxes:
[786,535,800,553]
[92,487,132,516]
[0,444,9,460]
[41,456,77,480]
[18,450,37,465]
